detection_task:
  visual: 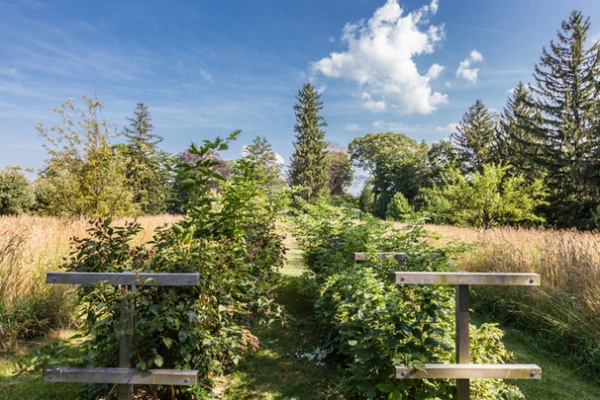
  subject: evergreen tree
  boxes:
[527,11,600,227]
[496,83,544,180]
[450,99,499,174]
[288,83,329,200]
[242,135,285,192]
[123,103,172,215]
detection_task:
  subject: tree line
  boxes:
[354,10,600,229]
[2,10,598,229]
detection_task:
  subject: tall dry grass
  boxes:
[0,215,180,352]
[424,223,600,379]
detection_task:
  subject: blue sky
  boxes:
[2,0,600,182]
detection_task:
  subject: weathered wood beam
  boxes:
[43,367,198,386]
[395,364,542,380]
[395,272,540,286]
[46,272,200,287]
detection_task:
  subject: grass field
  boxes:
[2,216,600,398]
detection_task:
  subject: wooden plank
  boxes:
[46,272,200,287]
[43,367,198,386]
[395,364,542,380]
[395,272,540,286]
[354,252,406,264]
[455,285,470,399]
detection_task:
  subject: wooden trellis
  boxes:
[355,252,542,400]
[43,271,200,400]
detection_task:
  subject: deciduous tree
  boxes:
[36,95,135,216]
[349,132,428,217]
[0,166,33,215]
[421,164,548,229]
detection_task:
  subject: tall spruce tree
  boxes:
[450,99,499,174]
[289,83,328,200]
[496,83,544,180]
[123,103,171,215]
[527,11,600,227]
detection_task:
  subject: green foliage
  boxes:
[385,192,413,221]
[349,132,429,211]
[292,205,523,399]
[325,143,354,196]
[358,179,375,213]
[288,83,329,200]
[525,11,600,228]
[122,103,173,215]
[0,166,34,215]
[421,164,548,229]
[36,94,136,217]
[450,99,499,174]
[28,133,287,399]
[241,135,286,193]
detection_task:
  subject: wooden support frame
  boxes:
[46,272,200,286]
[395,269,542,400]
[395,364,542,380]
[394,272,540,286]
[44,271,200,400]
[43,367,199,386]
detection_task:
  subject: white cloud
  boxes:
[312,0,447,115]
[435,122,458,133]
[456,49,484,83]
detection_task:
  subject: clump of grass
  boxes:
[425,224,600,381]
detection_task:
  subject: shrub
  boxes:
[0,166,34,216]
[385,192,413,221]
[293,205,524,399]
[28,133,286,399]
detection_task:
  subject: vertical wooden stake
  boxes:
[118,283,135,400]
[456,285,470,400]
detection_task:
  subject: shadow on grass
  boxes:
[221,275,345,400]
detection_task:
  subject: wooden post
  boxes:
[394,271,542,399]
[118,281,135,400]
[44,272,202,397]
[456,284,470,400]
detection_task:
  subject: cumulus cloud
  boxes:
[456,50,483,83]
[311,0,447,115]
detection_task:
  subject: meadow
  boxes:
[423,223,600,381]
[0,215,180,352]
[2,215,600,398]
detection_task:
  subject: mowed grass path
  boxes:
[219,231,343,400]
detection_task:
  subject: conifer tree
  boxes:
[527,11,600,227]
[242,135,285,192]
[289,83,328,200]
[450,99,499,174]
[123,103,172,215]
[496,83,544,180]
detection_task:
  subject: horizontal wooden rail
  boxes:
[46,272,200,287]
[43,367,198,385]
[354,252,406,264]
[395,364,542,380]
[395,272,540,286]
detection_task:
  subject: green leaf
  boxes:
[154,354,164,368]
